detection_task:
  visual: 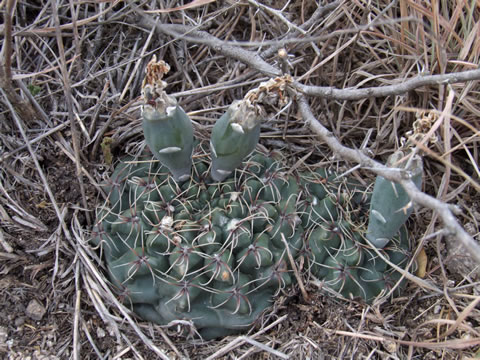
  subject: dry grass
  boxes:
[1,0,480,359]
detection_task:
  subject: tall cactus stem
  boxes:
[141,56,194,182]
[210,99,261,182]
[366,150,423,248]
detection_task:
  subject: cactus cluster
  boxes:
[91,58,421,339]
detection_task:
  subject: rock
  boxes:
[445,233,480,281]
[445,229,480,281]
[96,327,106,338]
[0,326,7,345]
[25,299,46,321]
[14,317,25,327]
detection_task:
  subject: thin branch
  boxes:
[3,0,16,82]
[137,10,480,102]
[205,316,288,360]
[0,0,38,123]
[1,88,64,224]
[294,68,480,100]
[247,0,307,35]
[297,95,480,264]
[135,10,281,77]
[259,1,341,59]
[281,233,310,302]
[50,0,91,225]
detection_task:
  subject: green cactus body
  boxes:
[92,147,414,339]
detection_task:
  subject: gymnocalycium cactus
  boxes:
[91,59,420,339]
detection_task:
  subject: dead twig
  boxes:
[1,88,64,226]
[50,0,91,225]
[205,315,288,360]
[0,0,39,122]
[295,68,480,100]
[334,329,480,350]
[281,233,310,302]
[138,11,480,103]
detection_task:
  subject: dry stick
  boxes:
[0,0,38,122]
[1,88,65,225]
[206,315,288,360]
[154,325,182,359]
[55,141,105,196]
[295,68,480,100]
[73,244,82,360]
[281,233,310,302]
[139,11,480,102]
[297,95,480,264]
[334,329,480,350]
[50,0,91,225]
[90,98,138,160]
[140,14,416,50]
[0,228,14,253]
[247,0,306,34]
[88,80,110,138]
[3,0,15,81]
[119,25,156,103]
[259,1,342,59]
[1,0,123,36]
[81,321,106,360]
[439,296,480,339]
[73,288,82,360]
[0,122,68,163]
[14,79,55,126]
[82,270,171,360]
[135,10,281,77]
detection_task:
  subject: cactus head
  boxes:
[209,75,294,182]
[141,57,194,182]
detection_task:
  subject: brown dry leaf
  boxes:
[416,247,428,278]
[146,0,217,14]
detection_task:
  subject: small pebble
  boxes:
[25,299,46,321]
[0,326,8,345]
[97,327,106,338]
[15,317,25,327]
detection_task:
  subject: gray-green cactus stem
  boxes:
[366,150,423,248]
[141,59,194,182]
[210,99,261,182]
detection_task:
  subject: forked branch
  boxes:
[136,5,480,264]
